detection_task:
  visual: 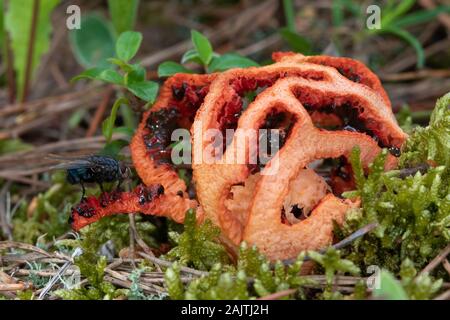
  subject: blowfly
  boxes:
[49,154,131,199]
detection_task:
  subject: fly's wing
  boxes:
[47,154,98,171]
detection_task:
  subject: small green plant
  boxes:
[158,30,259,77]
[166,243,317,300]
[372,259,442,300]
[165,209,230,270]
[54,255,126,300]
[12,172,76,244]
[73,31,158,104]
[341,94,450,272]
[72,31,157,156]
[3,0,60,102]
[278,0,313,54]
[400,92,450,169]
[308,247,360,299]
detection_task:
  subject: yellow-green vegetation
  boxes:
[341,94,450,272]
[165,209,230,270]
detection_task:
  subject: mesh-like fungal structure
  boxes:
[70,184,200,231]
[70,53,407,261]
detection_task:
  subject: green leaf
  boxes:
[191,30,213,66]
[127,81,159,102]
[68,109,86,129]
[0,139,33,155]
[101,139,129,158]
[116,31,142,62]
[158,61,193,77]
[181,49,202,65]
[107,58,133,72]
[208,53,259,72]
[108,0,139,35]
[71,67,109,82]
[382,0,416,27]
[69,14,116,68]
[393,6,450,28]
[282,0,296,32]
[102,97,128,142]
[4,0,60,101]
[112,126,134,138]
[71,68,123,85]
[373,270,408,300]
[0,0,5,56]
[126,64,146,84]
[97,69,123,85]
[279,27,312,54]
[381,26,424,68]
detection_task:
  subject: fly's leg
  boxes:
[99,183,105,194]
[80,181,86,201]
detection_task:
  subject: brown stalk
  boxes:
[86,86,113,137]
[419,244,450,276]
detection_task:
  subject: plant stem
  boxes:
[282,0,296,32]
[22,0,40,102]
[5,33,15,103]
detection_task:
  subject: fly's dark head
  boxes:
[119,162,132,180]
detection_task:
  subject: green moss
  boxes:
[400,92,450,169]
[54,255,127,300]
[342,147,449,271]
[307,247,360,299]
[341,94,450,273]
[165,209,230,270]
[12,172,77,243]
[398,259,442,299]
[165,243,317,300]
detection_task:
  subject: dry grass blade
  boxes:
[419,244,450,276]
[0,241,54,258]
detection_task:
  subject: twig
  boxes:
[419,244,450,276]
[434,289,450,300]
[396,163,430,179]
[103,268,165,293]
[332,223,379,251]
[380,69,450,82]
[0,283,31,292]
[129,214,162,272]
[128,214,136,268]
[443,259,450,276]
[382,38,450,73]
[282,223,379,265]
[257,288,296,300]
[0,241,53,258]
[419,0,450,32]
[0,181,13,241]
[236,33,281,57]
[138,252,208,277]
[86,87,113,137]
[0,173,51,188]
[38,247,83,300]
[140,0,278,68]
[103,275,163,295]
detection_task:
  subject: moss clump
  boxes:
[400,92,450,169]
[342,148,449,271]
[54,255,127,300]
[165,243,359,300]
[165,209,230,270]
[341,93,450,272]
